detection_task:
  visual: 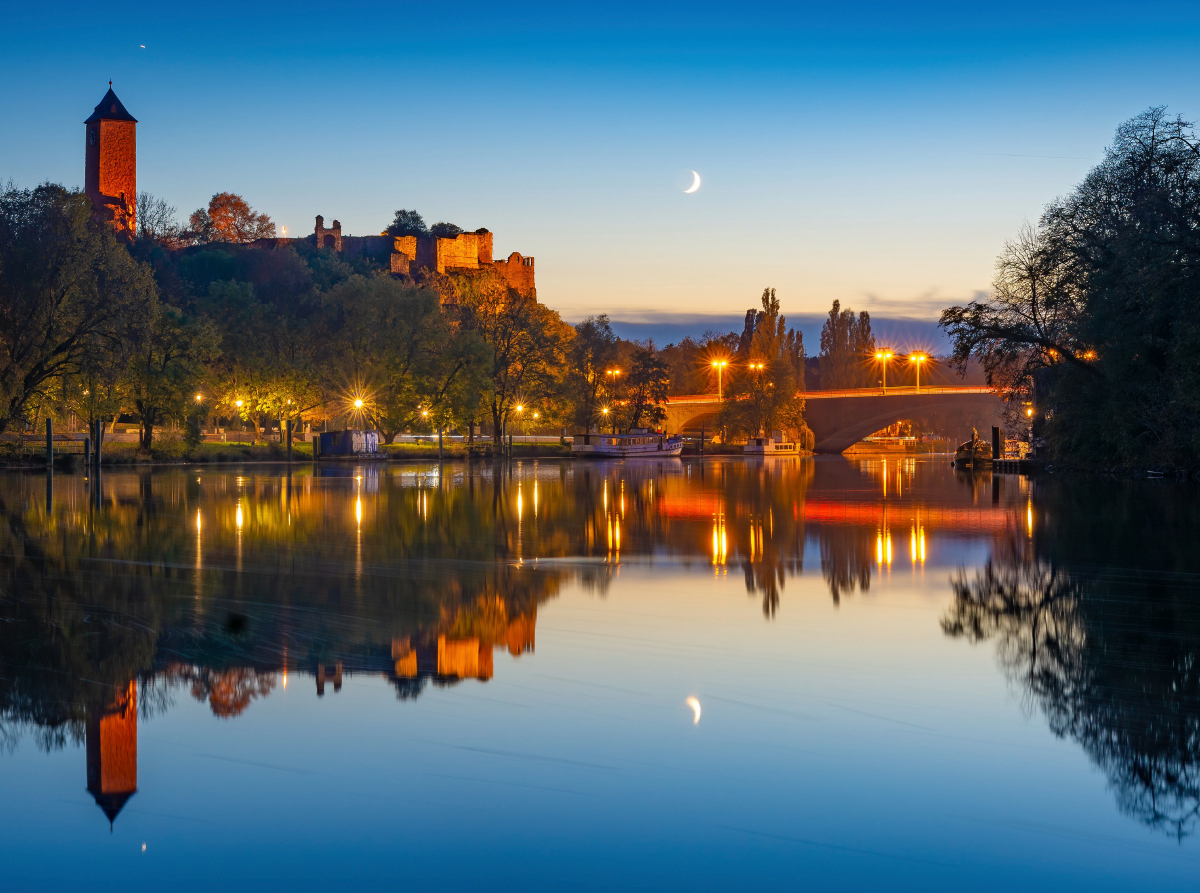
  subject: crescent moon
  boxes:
[684,171,701,194]
[686,696,701,724]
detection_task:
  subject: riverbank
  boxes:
[0,439,576,469]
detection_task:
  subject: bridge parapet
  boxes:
[661,386,1001,453]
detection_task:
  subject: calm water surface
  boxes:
[1,457,1198,891]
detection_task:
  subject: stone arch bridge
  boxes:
[662,386,1000,454]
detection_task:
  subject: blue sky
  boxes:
[5,1,1200,345]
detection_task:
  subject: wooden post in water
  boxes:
[992,426,1001,461]
[699,427,705,458]
[438,426,444,463]
[93,420,103,469]
[83,436,91,470]
[285,420,293,464]
[45,417,53,466]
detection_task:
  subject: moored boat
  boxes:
[744,432,799,455]
[572,428,683,458]
[953,429,992,467]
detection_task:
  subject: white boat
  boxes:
[744,432,799,455]
[572,428,684,458]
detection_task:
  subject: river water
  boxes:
[1,457,1197,891]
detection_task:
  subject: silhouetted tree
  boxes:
[819,300,875,388]
[388,208,429,237]
[0,183,155,433]
[941,107,1200,464]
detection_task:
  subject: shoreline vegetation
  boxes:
[941,107,1200,469]
[0,196,829,457]
[2,188,1002,460]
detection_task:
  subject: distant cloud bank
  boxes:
[573,310,952,356]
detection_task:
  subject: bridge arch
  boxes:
[662,387,1000,453]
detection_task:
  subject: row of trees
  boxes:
[1,185,822,448]
[941,106,1200,465]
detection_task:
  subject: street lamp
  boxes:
[235,400,243,408]
[195,393,203,402]
[874,350,894,392]
[605,369,621,405]
[710,359,729,399]
[354,399,363,409]
[908,352,928,391]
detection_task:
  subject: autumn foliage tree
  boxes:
[189,192,275,244]
[719,288,809,443]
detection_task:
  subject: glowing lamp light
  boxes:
[516,404,524,412]
[1026,408,1034,417]
[602,407,609,415]
[195,393,203,402]
[354,399,363,409]
[235,399,243,408]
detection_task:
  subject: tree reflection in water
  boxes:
[943,544,1200,840]
[819,527,875,605]
[0,459,818,759]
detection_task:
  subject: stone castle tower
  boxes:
[84,84,137,240]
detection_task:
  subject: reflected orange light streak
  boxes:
[876,530,893,566]
[804,499,1014,533]
[711,516,728,567]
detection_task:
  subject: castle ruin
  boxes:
[304,216,536,297]
[80,85,535,295]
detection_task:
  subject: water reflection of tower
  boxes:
[86,681,138,829]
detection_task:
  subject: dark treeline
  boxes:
[941,107,1200,465]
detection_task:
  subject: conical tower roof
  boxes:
[84,85,137,124]
[90,788,136,830]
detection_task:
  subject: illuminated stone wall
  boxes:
[85,119,136,239]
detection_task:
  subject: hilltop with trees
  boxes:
[0,187,832,454]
